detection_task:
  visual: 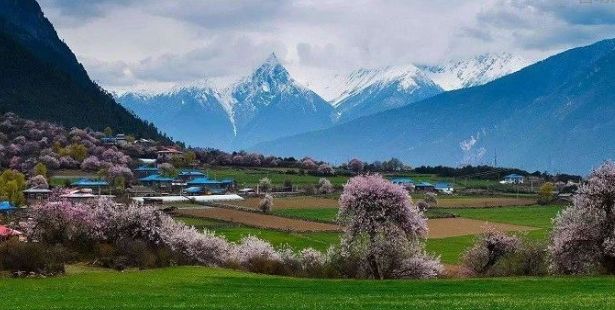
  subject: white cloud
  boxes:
[37,0,615,92]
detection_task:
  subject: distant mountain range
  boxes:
[119,54,334,149]
[254,39,615,173]
[0,0,168,141]
[118,53,525,149]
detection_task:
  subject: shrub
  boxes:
[234,236,282,274]
[318,178,334,194]
[424,192,438,208]
[538,182,556,205]
[258,177,272,193]
[33,162,48,177]
[27,174,49,189]
[489,240,548,276]
[0,239,66,275]
[258,194,273,213]
[461,229,520,275]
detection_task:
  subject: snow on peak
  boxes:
[328,64,436,106]
[420,53,530,91]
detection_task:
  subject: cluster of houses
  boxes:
[8,148,237,207]
[389,177,455,194]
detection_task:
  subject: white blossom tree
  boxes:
[550,162,615,274]
[336,174,441,279]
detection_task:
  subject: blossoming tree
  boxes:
[337,174,441,279]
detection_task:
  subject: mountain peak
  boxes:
[248,53,292,86]
[264,52,280,65]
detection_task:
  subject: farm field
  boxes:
[206,167,508,189]
[2,266,615,309]
[176,207,341,232]
[176,206,535,237]
[175,216,339,251]
[233,195,537,210]
[175,204,563,264]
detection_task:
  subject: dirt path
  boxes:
[176,207,536,237]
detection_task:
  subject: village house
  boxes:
[134,165,160,178]
[71,179,110,194]
[0,225,23,242]
[139,174,175,190]
[415,182,436,192]
[157,147,183,161]
[177,170,207,182]
[0,201,15,213]
[435,182,454,194]
[101,134,128,146]
[389,177,416,191]
[23,187,52,203]
[60,188,115,201]
[501,174,525,184]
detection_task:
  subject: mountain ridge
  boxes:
[252,38,615,173]
[0,0,169,142]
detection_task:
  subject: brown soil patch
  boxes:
[177,207,536,238]
[427,218,536,239]
[234,197,339,209]
[177,207,340,232]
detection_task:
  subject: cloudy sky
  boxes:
[38,0,615,92]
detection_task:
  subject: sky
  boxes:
[38,0,615,93]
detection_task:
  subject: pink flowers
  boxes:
[336,174,439,279]
[550,162,615,274]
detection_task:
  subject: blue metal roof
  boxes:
[416,182,434,187]
[179,170,206,176]
[71,179,109,187]
[505,174,524,178]
[135,166,159,172]
[139,174,175,182]
[0,201,15,210]
[390,177,415,184]
[184,186,203,193]
[187,177,224,186]
[435,182,453,189]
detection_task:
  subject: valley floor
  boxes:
[1,265,614,309]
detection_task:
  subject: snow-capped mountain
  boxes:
[119,84,235,149]
[419,53,529,91]
[253,39,615,173]
[331,65,444,123]
[118,52,529,149]
[230,54,334,147]
[118,53,334,149]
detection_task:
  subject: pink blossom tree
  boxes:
[336,174,440,279]
[317,164,335,176]
[81,156,101,171]
[348,158,364,174]
[550,162,615,274]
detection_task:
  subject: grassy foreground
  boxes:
[1,266,614,309]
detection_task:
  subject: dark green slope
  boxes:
[0,0,169,141]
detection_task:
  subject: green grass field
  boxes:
[176,216,339,251]
[177,205,563,264]
[208,167,351,186]
[272,208,339,222]
[2,266,614,309]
